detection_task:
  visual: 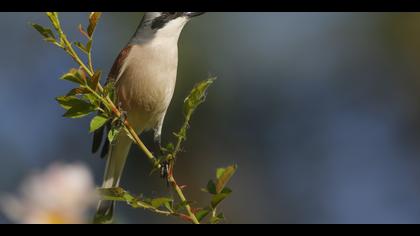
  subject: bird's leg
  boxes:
[154,135,170,185]
[153,136,163,157]
[160,160,170,185]
[117,102,128,122]
[112,102,128,131]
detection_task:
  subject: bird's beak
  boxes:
[184,12,205,18]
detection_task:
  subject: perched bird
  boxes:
[92,12,205,223]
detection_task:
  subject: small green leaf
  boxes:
[216,164,237,194]
[60,69,86,85]
[89,70,102,91]
[73,41,88,54]
[97,187,152,209]
[206,180,217,195]
[55,96,93,111]
[66,87,90,96]
[211,188,232,209]
[31,24,56,42]
[56,96,79,110]
[216,168,226,179]
[88,12,102,37]
[103,81,116,101]
[90,115,109,133]
[221,187,232,194]
[163,201,173,212]
[195,208,211,222]
[108,126,121,143]
[63,107,94,119]
[62,99,96,119]
[60,73,82,84]
[183,77,216,118]
[56,95,95,118]
[161,142,175,153]
[151,198,173,209]
[46,12,61,32]
[83,93,98,106]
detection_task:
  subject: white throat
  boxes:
[130,16,189,45]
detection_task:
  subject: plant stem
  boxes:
[123,123,157,165]
[173,117,190,159]
[88,51,94,72]
[168,175,200,224]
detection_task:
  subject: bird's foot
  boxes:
[160,160,171,187]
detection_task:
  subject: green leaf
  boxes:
[195,208,211,222]
[66,87,90,96]
[56,96,78,110]
[211,188,232,209]
[103,81,115,102]
[206,180,217,195]
[216,164,237,194]
[83,93,98,106]
[63,107,94,119]
[160,142,175,153]
[151,198,173,209]
[108,126,121,143]
[56,95,95,118]
[88,12,102,37]
[61,99,96,119]
[89,70,102,91]
[31,24,56,42]
[163,201,173,212]
[183,77,216,118]
[97,187,152,209]
[55,96,93,111]
[46,12,61,32]
[73,41,88,54]
[60,69,86,85]
[216,168,226,179]
[90,115,109,133]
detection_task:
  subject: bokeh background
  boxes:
[2,12,420,223]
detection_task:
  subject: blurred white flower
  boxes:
[1,163,98,224]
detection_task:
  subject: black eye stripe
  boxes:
[151,12,184,30]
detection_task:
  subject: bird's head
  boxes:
[132,12,205,43]
[146,12,205,30]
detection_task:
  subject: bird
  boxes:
[92,12,205,223]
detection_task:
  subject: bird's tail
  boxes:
[94,133,132,224]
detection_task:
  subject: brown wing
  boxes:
[107,45,133,84]
[92,45,133,157]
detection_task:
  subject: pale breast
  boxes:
[116,44,178,130]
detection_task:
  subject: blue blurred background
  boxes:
[3,12,420,223]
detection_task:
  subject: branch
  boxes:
[34,12,202,224]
